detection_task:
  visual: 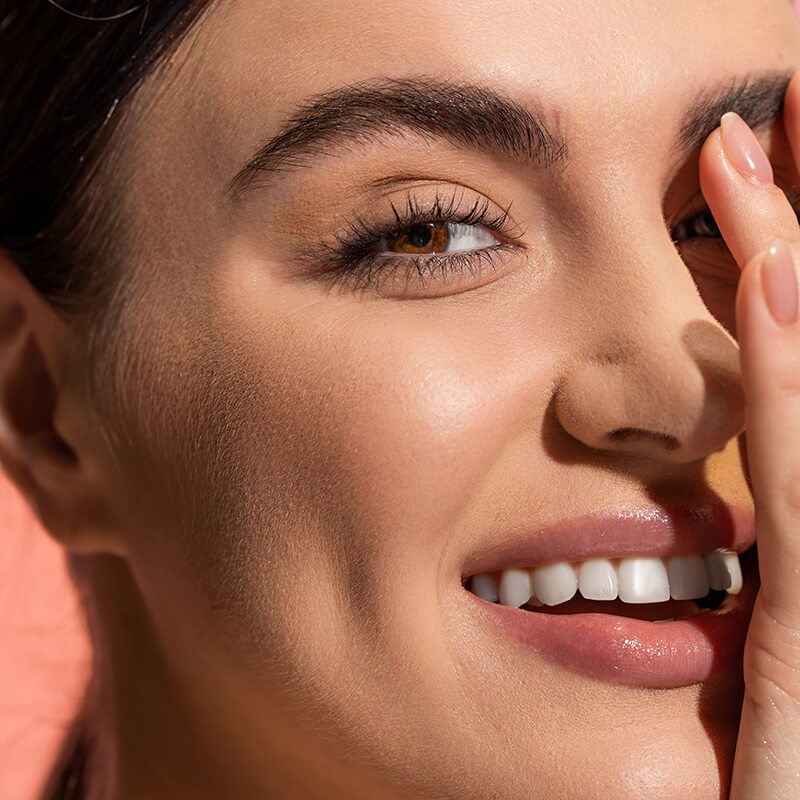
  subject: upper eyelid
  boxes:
[330,189,523,248]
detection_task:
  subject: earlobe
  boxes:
[0,251,123,555]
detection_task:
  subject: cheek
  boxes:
[223,303,541,585]
[107,276,551,637]
[100,281,563,780]
[705,436,753,509]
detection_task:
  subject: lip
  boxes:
[461,504,757,688]
[462,503,756,577]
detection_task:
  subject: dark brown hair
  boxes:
[0,1,214,312]
[0,3,216,797]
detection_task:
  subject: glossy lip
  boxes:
[460,504,757,687]
[461,503,756,578]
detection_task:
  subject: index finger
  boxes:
[698,73,800,270]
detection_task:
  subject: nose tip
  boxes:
[554,320,744,464]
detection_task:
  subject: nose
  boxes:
[553,231,745,464]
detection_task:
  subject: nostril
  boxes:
[607,428,681,451]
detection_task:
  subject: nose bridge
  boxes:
[554,217,744,463]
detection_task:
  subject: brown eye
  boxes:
[385,222,449,254]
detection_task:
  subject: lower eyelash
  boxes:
[347,242,516,291]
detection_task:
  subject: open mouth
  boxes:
[465,549,744,622]
[460,505,757,687]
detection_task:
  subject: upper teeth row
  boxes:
[469,551,743,607]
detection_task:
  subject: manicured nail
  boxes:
[762,241,798,324]
[720,112,774,186]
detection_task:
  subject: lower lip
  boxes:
[467,556,757,688]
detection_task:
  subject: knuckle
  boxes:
[744,635,800,726]
[771,462,800,520]
[747,604,800,685]
[771,362,800,397]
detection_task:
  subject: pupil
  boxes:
[407,224,433,248]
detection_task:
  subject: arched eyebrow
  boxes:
[676,70,794,156]
[228,71,795,198]
[227,78,567,196]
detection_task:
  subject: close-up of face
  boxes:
[7,1,800,799]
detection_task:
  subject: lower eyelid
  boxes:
[343,242,521,296]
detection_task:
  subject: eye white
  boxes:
[442,223,498,252]
[377,223,499,255]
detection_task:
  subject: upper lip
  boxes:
[461,503,756,578]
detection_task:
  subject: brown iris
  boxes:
[386,222,449,254]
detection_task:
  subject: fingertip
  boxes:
[739,242,800,327]
[698,127,723,173]
[786,67,800,106]
[781,69,800,162]
[698,128,727,207]
[737,242,800,395]
[735,250,772,361]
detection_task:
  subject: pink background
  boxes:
[3,9,800,797]
[0,481,89,800]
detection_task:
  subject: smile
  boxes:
[469,549,742,612]
[461,504,757,687]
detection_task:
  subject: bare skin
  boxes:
[2,0,800,798]
[700,76,800,799]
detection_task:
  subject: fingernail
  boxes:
[762,241,798,324]
[720,112,774,186]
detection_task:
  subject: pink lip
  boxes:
[462,503,756,576]
[462,504,757,687]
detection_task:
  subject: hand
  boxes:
[699,70,800,799]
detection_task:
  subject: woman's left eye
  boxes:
[671,208,721,243]
[376,221,499,255]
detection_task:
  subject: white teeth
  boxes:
[533,562,577,606]
[618,558,670,604]
[667,554,710,601]
[498,569,532,608]
[578,559,618,601]
[705,550,743,594]
[480,550,744,608]
[471,573,499,603]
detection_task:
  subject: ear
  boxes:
[0,251,124,555]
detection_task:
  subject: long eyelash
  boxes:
[304,189,525,289]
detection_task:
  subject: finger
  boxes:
[730,244,800,800]
[698,79,800,800]
[737,244,800,613]
[699,104,800,605]
[779,69,800,180]
[698,112,800,270]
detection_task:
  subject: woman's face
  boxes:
[87,0,800,797]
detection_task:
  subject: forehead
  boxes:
[198,0,792,85]
[124,0,798,241]
[154,0,797,178]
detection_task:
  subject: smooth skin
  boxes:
[2,1,800,798]
[701,76,800,799]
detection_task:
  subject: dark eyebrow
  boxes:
[676,69,794,156]
[228,70,795,198]
[228,78,567,196]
